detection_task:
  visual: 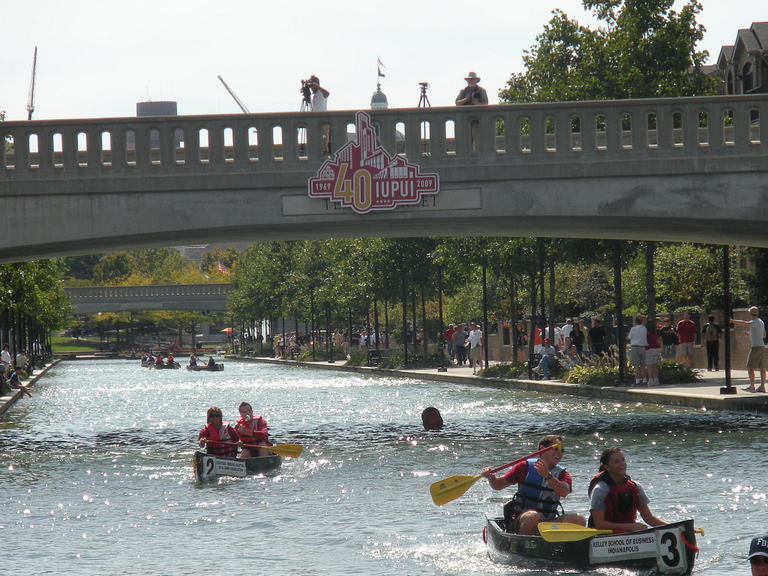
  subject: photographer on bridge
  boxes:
[455,71,488,106]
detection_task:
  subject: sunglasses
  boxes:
[751,557,768,565]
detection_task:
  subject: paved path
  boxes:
[0,360,61,416]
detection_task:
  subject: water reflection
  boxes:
[0,360,764,576]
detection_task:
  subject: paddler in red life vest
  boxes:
[235,402,270,458]
[481,435,586,534]
[155,354,164,366]
[587,447,667,532]
[198,406,241,457]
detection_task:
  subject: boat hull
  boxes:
[484,517,697,575]
[186,364,224,371]
[193,451,282,481]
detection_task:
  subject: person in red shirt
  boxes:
[676,312,697,368]
[234,402,269,458]
[480,435,586,534]
[444,324,456,363]
[198,406,241,457]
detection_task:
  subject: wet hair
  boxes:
[238,402,252,413]
[206,406,223,421]
[422,407,443,430]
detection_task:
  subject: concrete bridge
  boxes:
[64,283,231,314]
[2,94,767,263]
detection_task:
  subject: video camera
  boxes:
[301,75,320,104]
[300,79,312,104]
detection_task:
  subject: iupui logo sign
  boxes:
[308,111,440,214]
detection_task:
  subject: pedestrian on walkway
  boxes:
[627,316,648,386]
[702,315,722,371]
[467,322,484,375]
[453,324,467,365]
[731,307,767,393]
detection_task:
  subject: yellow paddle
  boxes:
[430,440,562,506]
[206,441,303,459]
[538,523,613,542]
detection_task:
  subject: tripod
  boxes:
[418,83,431,107]
[298,84,312,157]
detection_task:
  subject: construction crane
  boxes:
[27,46,38,120]
[217,75,250,113]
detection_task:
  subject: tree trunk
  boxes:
[646,241,656,321]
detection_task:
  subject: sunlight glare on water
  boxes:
[0,359,765,576]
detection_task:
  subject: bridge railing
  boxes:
[65,284,232,300]
[2,95,766,177]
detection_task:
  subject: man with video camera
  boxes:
[455,71,488,106]
[305,75,330,111]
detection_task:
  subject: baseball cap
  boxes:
[749,535,768,561]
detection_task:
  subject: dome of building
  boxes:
[371,84,388,110]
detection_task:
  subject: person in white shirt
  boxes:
[1,343,11,371]
[533,338,558,379]
[467,323,484,375]
[731,306,767,392]
[627,316,648,386]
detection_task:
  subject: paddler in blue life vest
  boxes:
[587,447,667,532]
[481,435,586,534]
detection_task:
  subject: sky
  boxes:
[1,0,764,121]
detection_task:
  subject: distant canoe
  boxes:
[147,362,180,370]
[193,450,281,480]
[186,364,224,371]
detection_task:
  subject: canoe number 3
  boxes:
[659,530,682,568]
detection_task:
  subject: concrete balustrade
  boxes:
[65,284,231,313]
[2,95,768,263]
[2,96,764,174]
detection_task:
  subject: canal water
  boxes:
[0,359,764,576]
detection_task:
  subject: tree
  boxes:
[501,0,715,104]
[92,253,136,285]
[501,0,716,320]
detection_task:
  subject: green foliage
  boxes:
[501,0,715,104]
[622,243,748,313]
[567,364,620,386]
[478,362,529,379]
[658,361,702,384]
[92,252,136,285]
[746,248,768,309]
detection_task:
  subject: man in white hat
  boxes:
[748,534,768,576]
[455,71,488,106]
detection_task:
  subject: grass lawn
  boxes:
[51,336,102,352]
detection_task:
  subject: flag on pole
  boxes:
[217,259,229,274]
[377,58,385,78]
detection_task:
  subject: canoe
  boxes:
[193,450,282,480]
[148,362,180,369]
[186,364,224,371]
[483,517,697,575]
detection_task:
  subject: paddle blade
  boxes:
[430,474,482,506]
[538,523,613,542]
[265,443,303,458]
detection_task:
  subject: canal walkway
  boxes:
[0,359,61,417]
